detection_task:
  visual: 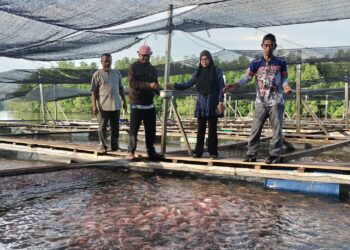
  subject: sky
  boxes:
[1,17,350,72]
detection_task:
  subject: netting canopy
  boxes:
[1,45,350,101]
[1,0,350,60]
[19,86,90,102]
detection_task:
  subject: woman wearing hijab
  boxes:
[167,50,225,158]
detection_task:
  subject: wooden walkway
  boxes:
[0,136,349,185]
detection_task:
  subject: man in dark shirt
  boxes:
[127,45,163,161]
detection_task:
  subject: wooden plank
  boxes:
[281,139,350,162]
[301,99,329,135]
[124,161,350,185]
[0,135,350,174]
[167,137,271,155]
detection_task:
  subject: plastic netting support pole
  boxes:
[345,75,349,129]
[161,4,173,155]
[223,75,227,125]
[296,64,301,133]
[38,72,46,124]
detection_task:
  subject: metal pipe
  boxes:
[160,4,173,154]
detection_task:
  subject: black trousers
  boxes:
[195,116,218,156]
[98,110,120,149]
[128,108,156,153]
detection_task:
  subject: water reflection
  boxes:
[0,168,349,249]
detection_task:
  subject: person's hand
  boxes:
[122,102,127,113]
[166,83,174,90]
[92,106,98,116]
[223,83,239,93]
[283,84,292,94]
[217,102,225,114]
[150,82,160,91]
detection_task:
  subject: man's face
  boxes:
[138,53,150,64]
[261,39,276,57]
[101,56,112,71]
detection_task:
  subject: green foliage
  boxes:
[5,100,40,112]
[302,64,319,81]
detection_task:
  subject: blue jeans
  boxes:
[247,104,284,157]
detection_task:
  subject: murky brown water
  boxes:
[1,168,350,250]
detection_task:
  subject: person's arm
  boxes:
[218,68,225,102]
[118,74,127,111]
[91,92,98,115]
[90,74,99,115]
[238,64,255,86]
[128,64,156,90]
[173,71,197,90]
[217,68,225,114]
[152,67,160,95]
[281,61,292,94]
[223,64,254,93]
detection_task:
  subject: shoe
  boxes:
[127,152,136,160]
[191,152,202,158]
[209,153,218,159]
[148,151,164,161]
[98,145,107,153]
[111,146,123,152]
[111,144,121,151]
[242,155,256,162]
[264,155,280,164]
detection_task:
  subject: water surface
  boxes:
[0,168,349,249]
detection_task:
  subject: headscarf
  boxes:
[196,50,216,96]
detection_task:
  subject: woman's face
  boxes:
[200,55,210,68]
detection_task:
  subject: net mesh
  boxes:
[19,86,90,102]
[1,44,350,101]
[1,0,350,60]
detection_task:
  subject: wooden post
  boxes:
[228,96,232,119]
[39,72,46,124]
[345,75,349,129]
[189,95,193,116]
[57,103,69,122]
[325,94,328,120]
[54,84,58,121]
[235,99,238,119]
[160,4,173,154]
[170,98,192,155]
[296,64,301,133]
[223,75,228,125]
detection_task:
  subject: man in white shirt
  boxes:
[91,53,127,153]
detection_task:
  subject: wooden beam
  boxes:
[301,99,329,135]
[281,139,350,162]
[345,79,349,129]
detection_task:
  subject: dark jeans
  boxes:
[98,110,120,149]
[128,108,156,153]
[247,104,284,157]
[195,116,218,156]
